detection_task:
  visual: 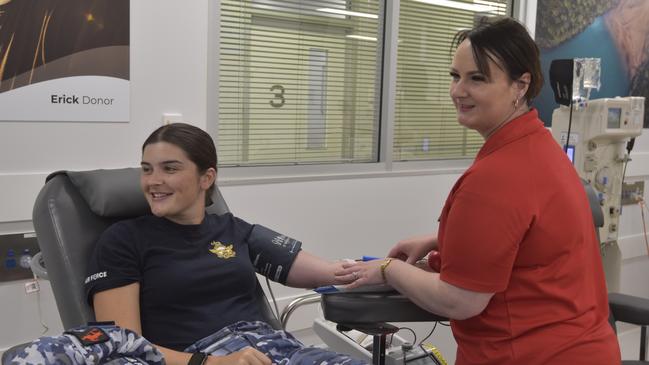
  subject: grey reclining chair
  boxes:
[2,168,280,362]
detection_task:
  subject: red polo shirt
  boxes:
[436,109,620,364]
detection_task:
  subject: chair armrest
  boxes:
[609,292,649,326]
[322,290,446,324]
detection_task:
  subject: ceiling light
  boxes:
[413,0,498,13]
[316,8,378,19]
[346,35,377,42]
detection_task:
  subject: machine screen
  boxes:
[565,145,575,164]
[607,107,622,129]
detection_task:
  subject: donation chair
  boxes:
[2,168,280,362]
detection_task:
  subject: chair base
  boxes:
[337,322,399,365]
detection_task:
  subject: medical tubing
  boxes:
[419,344,447,365]
[639,198,649,257]
[418,321,437,346]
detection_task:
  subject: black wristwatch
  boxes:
[188,352,207,365]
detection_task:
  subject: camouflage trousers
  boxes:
[185,321,367,365]
[2,324,164,365]
[3,321,367,365]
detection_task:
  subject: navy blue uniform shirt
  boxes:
[84,213,301,351]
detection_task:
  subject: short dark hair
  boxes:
[452,17,543,104]
[142,123,217,204]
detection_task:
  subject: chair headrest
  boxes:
[50,168,150,218]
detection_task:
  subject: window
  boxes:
[217,0,515,168]
[393,0,511,161]
[218,0,382,166]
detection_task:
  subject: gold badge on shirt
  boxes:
[209,241,236,259]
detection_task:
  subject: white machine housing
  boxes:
[551,96,643,242]
[551,96,644,291]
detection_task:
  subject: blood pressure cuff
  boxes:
[2,323,164,365]
[247,225,302,284]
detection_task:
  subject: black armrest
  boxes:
[322,290,446,324]
[609,292,649,326]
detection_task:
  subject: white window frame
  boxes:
[207,0,527,186]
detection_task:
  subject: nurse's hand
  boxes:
[388,234,438,264]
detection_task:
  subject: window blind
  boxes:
[393,0,511,161]
[218,0,382,166]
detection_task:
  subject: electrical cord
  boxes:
[563,100,574,154]
[418,322,437,346]
[33,273,49,334]
[265,276,281,323]
[620,138,636,205]
[416,322,450,365]
[419,344,442,365]
[397,326,417,346]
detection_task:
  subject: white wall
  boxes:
[0,0,210,351]
[0,0,209,223]
[1,0,648,363]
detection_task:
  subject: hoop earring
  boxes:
[513,98,519,109]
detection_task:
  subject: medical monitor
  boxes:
[607,107,621,129]
[565,145,575,164]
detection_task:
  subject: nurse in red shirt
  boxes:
[336,16,621,365]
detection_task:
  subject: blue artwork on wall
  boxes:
[536,18,628,124]
[534,0,649,128]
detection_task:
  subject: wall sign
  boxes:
[0,0,130,122]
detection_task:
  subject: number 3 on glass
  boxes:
[270,85,285,108]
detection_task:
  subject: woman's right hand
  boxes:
[388,233,438,264]
[207,348,272,365]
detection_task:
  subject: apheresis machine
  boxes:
[549,58,644,291]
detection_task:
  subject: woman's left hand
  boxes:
[334,259,386,289]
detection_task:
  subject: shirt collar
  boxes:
[475,108,543,161]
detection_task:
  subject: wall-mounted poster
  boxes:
[534,0,649,128]
[0,0,129,122]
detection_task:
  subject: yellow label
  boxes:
[209,241,236,259]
